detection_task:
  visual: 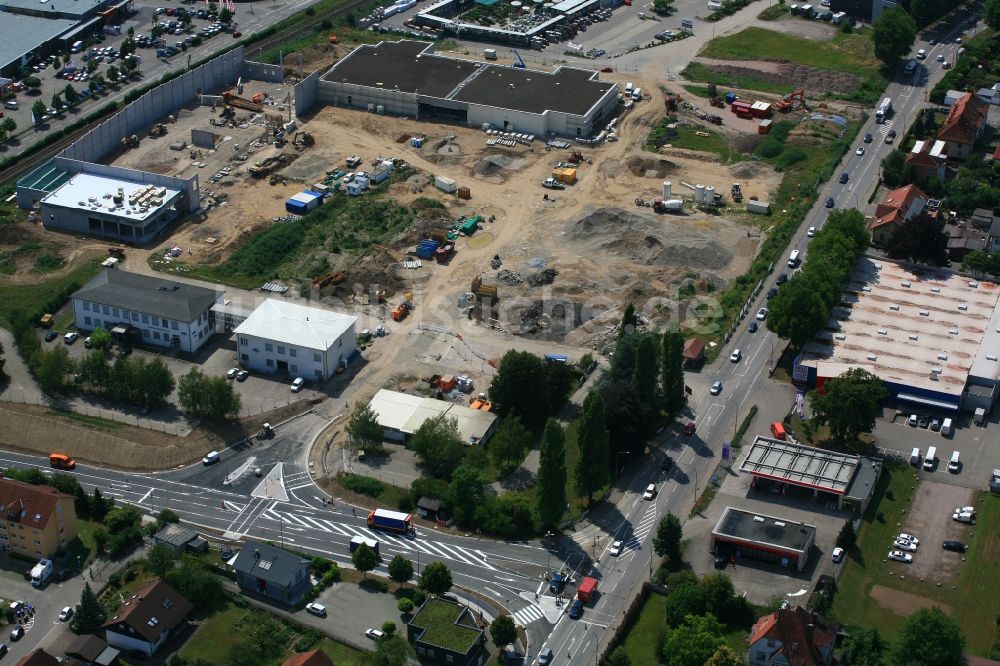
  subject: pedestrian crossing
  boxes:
[619,504,658,554]
[262,508,498,570]
[511,604,545,626]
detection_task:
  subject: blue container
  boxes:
[725,92,737,104]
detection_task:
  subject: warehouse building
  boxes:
[72,269,221,353]
[234,299,358,381]
[319,40,619,138]
[368,389,499,445]
[795,257,1000,416]
[711,507,817,572]
[739,437,881,515]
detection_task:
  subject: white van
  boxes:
[909,447,921,466]
[916,48,927,59]
[71,41,84,53]
[631,88,642,101]
[787,249,800,267]
[4,100,17,110]
[948,450,960,472]
[923,446,936,471]
[625,82,634,95]
[940,417,953,436]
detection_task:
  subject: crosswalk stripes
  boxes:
[620,505,658,553]
[512,604,544,626]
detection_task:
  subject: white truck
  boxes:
[30,559,53,587]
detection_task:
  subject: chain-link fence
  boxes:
[0,390,192,435]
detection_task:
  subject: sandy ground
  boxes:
[869,585,952,617]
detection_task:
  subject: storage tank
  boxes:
[705,186,715,203]
[694,184,705,203]
[663,181,672,199]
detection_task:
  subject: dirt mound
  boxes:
[565,208,733,271]
[507,299,591,338]
[729,161,764,179]
[690,59,861,94]
[473,154,527,178]
[527,268,558,286]
[625,156,677,179]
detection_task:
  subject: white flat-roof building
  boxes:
[368,389,499,445]
[234,299,358,381]
[796,258,1000,415]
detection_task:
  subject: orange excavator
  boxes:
[776,88,806,113]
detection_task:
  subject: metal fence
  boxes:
[0,391,191,435]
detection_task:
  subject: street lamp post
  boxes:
[545,531,554,576]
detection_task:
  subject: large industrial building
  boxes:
[368,388,499,445]
[795,257,1000,416]
[319,40,619,138]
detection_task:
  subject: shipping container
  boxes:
[746,200,771,214]
[435,175,457,193]
[285,191,321,214]
[349,535,380,556]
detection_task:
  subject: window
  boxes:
[131,312,139,321]
[755,651,767,662]
[83,302,90,311]
[265,343,273,352]
[113,308,120,317]
[171,320,178,330]
[102,305,110,315]
[446,656,454,664]
[266,359,274,367]
[84,316,92,326]
[290,348,297,358]
[142,314,149,324]
[143,329,150,338]
[277,345,285,355]
[241,353,249,362]
[339,339,342,348]
[239,337,248,346]
[313,353,321,362]
[153,331,161,340]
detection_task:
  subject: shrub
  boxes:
[340,473,384,498]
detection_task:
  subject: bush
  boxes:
[775,147,808,170]
[398,598,415,613]
[340,473,384,498]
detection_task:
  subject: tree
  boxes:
[893,607,964,666]
[31,99,47,122]
[489,350,550,428]
[178,368,240,420]
[352,543,378,579]
[489,414,531,474]
[156,508,180,528]
[662,613,724,666]
[633,334,659,414]
[73,583,107,633]
[872,7,916,65]
[91,487,114,523]
[76,349,110,389]
[809,368,888,442]
[880,150,914,188]
[837,519,857,551]
[51,93,62,111]
[652,0,673,14]
[219,7,233,22]
[381,620,397,637]
[34,345,74,394]
[963,250,1000,277]
[842,627,887,666]
[347,402,383,451]
[419,561,453,594]
[574,391,610,503]
[620,303,636,336]
[766,277,830,347]
[885,213,949,265]
[448,465,485,526]
[410,416,465,479]
[988,0,1000,30]
[664,583,706,627]
[608,647,632,666]
[388,555,414,589]
[146,543,178,577]
[661,329,686,417]
[536,418,567,528]
[397,597,414,614]
[373,635,418,666]
[705,645,744,666]
[602,380,647,461]
[23,76,41,90]
[166,560,223,612]
[653,513,683,567]
[93,525,109,554]
[490,615,517,649]
[2,117,16,135]
[88,327,112,349]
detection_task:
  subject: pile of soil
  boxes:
[729,161,764,179]
[508,298,590,338]
[625,156,677,179]
[527,268,558,286]
[565,208,733,271]
[690,59,861,94]
[473,154,527,177]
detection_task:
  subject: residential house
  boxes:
[947,225,986,260]
[281,649,335,666]
[937,92,989,160]
[65,634,121,665]
[71,269,221,354]
[234,298,358,382]
[101,579,193,657]
[406,597,488,666]
[748,606,838,666]
[867,184,929,247]
[232,541,312,606]
[906,139,947,181]
[970,208,997,231]
[15,650,60,666]
[0,477,78,559]
[682,337,705,367]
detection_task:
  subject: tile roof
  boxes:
[938,92,988,145]
[73,269,219,324]
[0,478,72,531]
[15,649,60,666]
[281,649,335,666]
[749,607,836,666]
[232,541,310,588]
[102,579,193,644]
[682,337,705,359]
[66,635,109,662]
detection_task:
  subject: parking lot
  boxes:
[894,479,976,581]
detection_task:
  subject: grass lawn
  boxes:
[832,465,1000,655]
[669,126,743,163]
[0,255,103,327]
[681,61,794,96]
[620,590,668,664]
[69,520,99,568]
[46,409,124,432]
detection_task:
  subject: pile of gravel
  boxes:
[496,270,524,285]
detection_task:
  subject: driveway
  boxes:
[0,326,43,403]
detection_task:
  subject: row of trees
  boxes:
[840,607,965,666]
[766,209,870,348]
[75,348,175,407]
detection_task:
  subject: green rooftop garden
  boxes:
[409,598,482,654]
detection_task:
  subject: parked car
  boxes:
[710,381,722,395]
[44,331,58,342]
[953,511,974,524]
[237,370,249,382]
[756,307,768,320]
[942,540,967,552]
[305,603,327,617]
[918,415,929,428]
[930,418,941,431]
[64,332,78,344]
[568,599,584,619]
[642,484,657,500]
[897,533,920,545]
[893,538,918,552]
[907,414,918,426]
[226,367,239,379]
[831,547,844,563]
[365,628,385,640]
[887,550,913,563]
[609,540,624,556]
[954,506,975,515]
[58,607,73,621]
[291,377,305,392]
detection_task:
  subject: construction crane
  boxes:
[776,88,807,112]
[511,49,526,69]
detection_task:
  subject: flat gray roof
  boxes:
[739,437,860,496]
[798,258,1000,396]
[0,12,78,70]
[1,0,111,19]
[322,40,478,98]
[845,458,881,502]
[712,506,816,555]
[455,64,615,116]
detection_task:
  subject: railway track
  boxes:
[0,0,372,189]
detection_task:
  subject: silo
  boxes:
[663,181,672,199]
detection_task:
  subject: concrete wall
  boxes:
[318,80,419,117]
[60,47,245,164]
[242,59,283,83]
[294,69,321,118]
[191,128,219,148]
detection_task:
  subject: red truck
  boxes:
[577,576,598,602]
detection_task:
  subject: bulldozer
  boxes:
[292,131,315,150]
[149,123,167,138]
[248,154,286,178]
[120,134,139,151]
[776,88,807,113]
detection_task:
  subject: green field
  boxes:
[0,255,102,327]
[680,61,794,96]
[832,465,1000,656]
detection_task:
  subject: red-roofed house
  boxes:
[102,579,193,657]
[868,184,929,247]
[15,649,60,666]
[749,606,838,666]
[682,337,705,367]
[906,139,947,181]
[281,649,335,666]
[937,92,988,160]
[0,477,78,559]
